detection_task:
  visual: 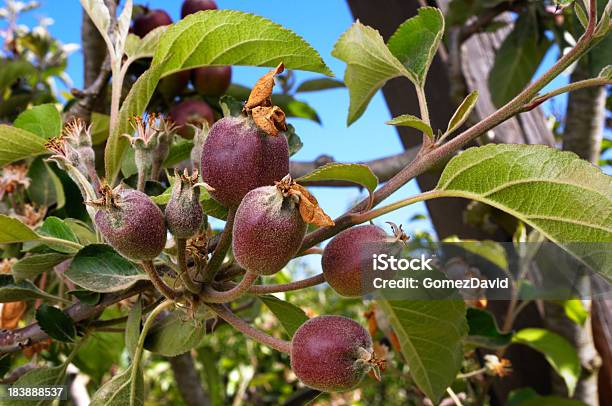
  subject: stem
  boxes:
[202,209,236,283]
[177,238,200,294]
[521,77,611,112]
[136,171,146,192]
[39,236,84,252]
[130,300,175,406]
[201,271,258,303]
[141,260,180,301]
[209,304,292,353]
[416,85,432,149]
[109,59,123,143]
[355,190,444,223]
[248,273,326,294]
[457,367,487,379]
[295,247,324,257]
[446,387,464,406]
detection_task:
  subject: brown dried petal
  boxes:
[245,62,284,110]
[251,105,287,137]
[289,183,334,227]
[252,106,279,137]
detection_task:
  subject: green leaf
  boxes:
[0,125,48,167]
[79,0,111,47]
[0,274,64,303]
[442,237,508,271]
[144,311,205,356]
[65,244,148,293]
[488,15,552,107]
[297,163,378,198]
[0,60,35,93]
[124,26,167,61]
[0,214,39,243]
[259,295,309,337]
[386,114,434,139]
[35,304,77,342]
[163,138,194,168]
[219,94,244,117]
[38,216,80,254]
[332,21,410,125]
[561,299,588,326]
[445,90,478,135]
[377,299,467,402]
[91,112,111,145]
[1,364,66,406]
[295,78,345,93]
[153,10,332,78]
[465,307,512,348]
[435,144,612,277]
[27,157,65,209]
[387,7,445,86]
[126,299,142,359]
[105,63,165,182]
[74,326,123,382]
[90,365,144,406]
[12,253,71,282]
[68,289,101,305]
[513,328,580,396]
[285,124,303,157]
[13,104,61,139]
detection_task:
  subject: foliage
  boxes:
[0,0,609,405]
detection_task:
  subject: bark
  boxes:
[168,353,212,406]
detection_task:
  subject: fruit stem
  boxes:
[248,273,326,294]
[202,209,236,283]
[141,260,180,300]
[208,303,292,353]
[201,271,258,303]
[176,238,200,294]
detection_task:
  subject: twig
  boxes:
[201,272,258,303]
[209,304,292,353]
[248,273,326,294]
[202,209,236,283]
[141,260,180,301]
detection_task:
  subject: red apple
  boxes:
[192,66,232,97]
[181,0,217,18]
[169,99,215,139]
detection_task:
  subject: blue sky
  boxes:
[11,0,590,240]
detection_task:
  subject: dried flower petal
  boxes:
[251,105,287,137]
[245,62,284,110]
[289,183,334,227]
[1,301,26,329]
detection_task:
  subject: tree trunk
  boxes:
[168,353,212,406]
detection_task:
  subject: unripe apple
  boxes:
[192,66,232,97]
[322,224,403,297]
[94,186,166,261]
[132,8,172,38]
[291,316,375,392]
[232,185,306,275]
[200,115,289,207]
[169,99,215,139]
[181,0,217,18]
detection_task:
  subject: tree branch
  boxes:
[0,281,151,353]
